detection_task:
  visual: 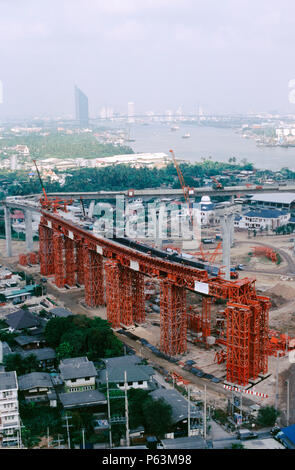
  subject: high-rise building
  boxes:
[128,102,135,123]
[75,86,89,127]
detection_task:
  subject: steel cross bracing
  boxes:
[64,237,76,286]
[83,246,104,307]
[160,281,187,356]
[38,224,54,276]
[38,211,270,386]
[75,241,85,285]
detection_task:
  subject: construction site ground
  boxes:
[1,234,295,424]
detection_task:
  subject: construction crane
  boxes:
[33,160,71,213]
[210,176,223,190]
[80,197,86,218]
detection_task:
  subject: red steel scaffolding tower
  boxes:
[83,247,104,307]
[160,281,187,356]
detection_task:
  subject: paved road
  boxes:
[238,240,295,275]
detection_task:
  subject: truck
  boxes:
[237,429,258,440]
[230,267,239,279]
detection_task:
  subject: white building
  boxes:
[197,195,219,226]
[0,371,20,447]
[99,355,155,391]
[59,357,98,393]
[235,208,290,230]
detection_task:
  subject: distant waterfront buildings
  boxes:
[128,102,135,123]
[75,86,89,127]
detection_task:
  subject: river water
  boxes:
[124,123,295,171]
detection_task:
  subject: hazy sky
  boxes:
[1,0,295,118]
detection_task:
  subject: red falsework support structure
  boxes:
[120,268,134,327]
[258,296,271,375]
[202,296,211,344]
[160,281,187,357]
[39,225,54,276]
[64,237,76,286]
[75,241,84,285]
[83,246,104,307]
[132,272,145,324]
[105,260,121,329]
[226,303,251,386]
[53,232,65,288]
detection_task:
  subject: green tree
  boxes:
[4,353,26,375]
[44,317,73,348]
[256,406,279,427]
[142,397,173,438]
[56,341,74,359]
[231,442,244,449]
[24,353,40,373]
[21,426,40,448]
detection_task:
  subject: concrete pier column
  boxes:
[4,206,12,257]
[25,209,34,253]
[230,213,235,247]
[88,200,95,219]
[221,214,231,280]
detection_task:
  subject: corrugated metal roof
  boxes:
[282,424,295,445]
[59,389,106,408]
[18,372,53,391]
[250,192,295,204]
[0,371,17,391]
[59,357,97,380]
[99,355,155,383]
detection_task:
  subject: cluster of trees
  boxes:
[0,133,134,161]
[274,223,295,235]
[44,314,123,360]
[98,387,173,444]
[4,352,40,375]
[0,159,256,199]
[256,406,279,427]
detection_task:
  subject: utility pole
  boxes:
[275,351,280,411]
[124,370,130,447]
[56,434,63,449]
[187,385,191,437]
[62,414,72,449]
[286,379,290,426]
[82,428,85,449]
[106,371,113,449]
[203,384,207,440]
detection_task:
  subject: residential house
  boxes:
[58,389,107,410]
[50,307,73,318]
[21,348,56,370]
[98,355,155,390]
[0,371,20,447]
[5,309,42,334]
[18,372,54,404]
[58,356,107,410]
[14,334,46,350]
[59,357,98,392]
[234,209,290,231]
[150,388,201,436]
